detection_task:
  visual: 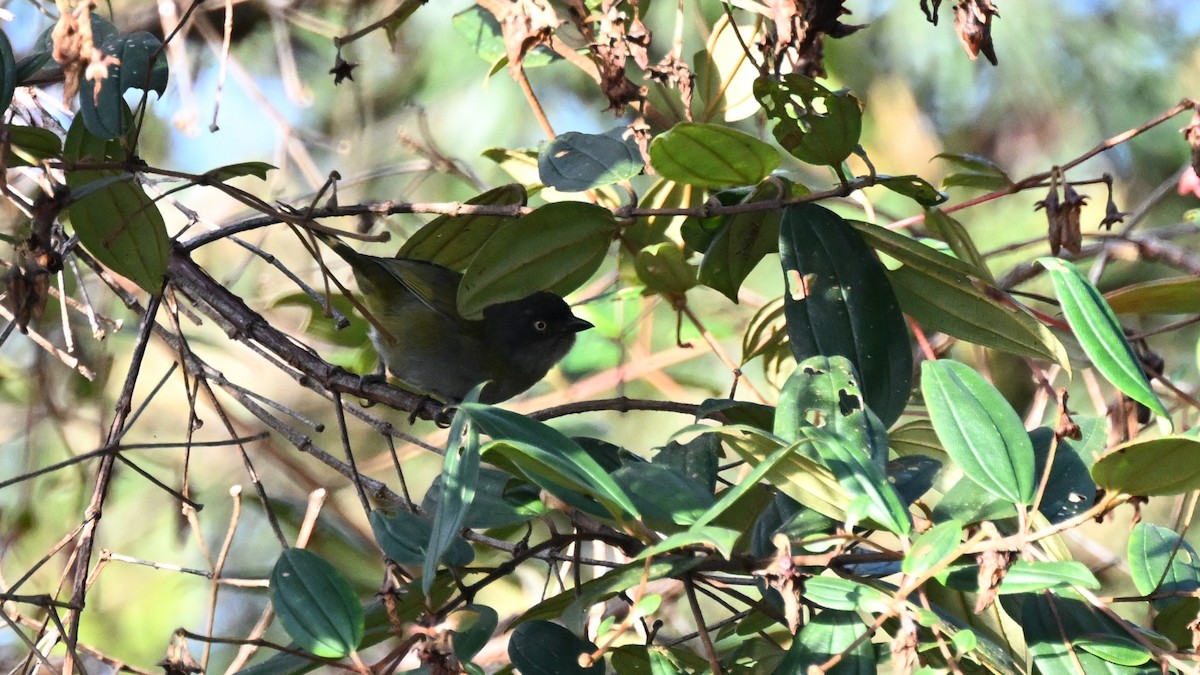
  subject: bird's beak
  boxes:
[566,317,594,333]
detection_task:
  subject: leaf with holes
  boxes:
[780,204,912,427]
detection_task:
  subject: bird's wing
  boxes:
[374,257,465,322]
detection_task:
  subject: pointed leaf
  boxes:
[270,549,364,658]
[397,184,526,271]
[1092,436,1200,496]
[852,220,1068,368]
[803,426,912,535]
[648,122,781,187]
[923,208,994,282]
[780,204,912,427]
[1104,276,1200,315]
[462,404,640,520]
[875,175,947,206]
[1038,257,1168,420]
[369,509,473,567]
[425,393,482,595]
[904,520,963,578]
[5,124,63,168]
[64,114,169,294]
[457,201,615,317]
[0,30,16,115]
[696,179,790,301]
[921,360,1036,505]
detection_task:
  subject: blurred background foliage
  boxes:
[1,0,1199,670]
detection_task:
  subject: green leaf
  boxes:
[803,426,912,535]
[1091,435,1200,496]
[935,152,1014,191]
[397,184,526,271]
[447,605,499,662]
[63,114,169,295]
[5,124,63,167]
[775,355,889,467]
[754,74,862,167]
[425,395,482,595]
[462,404,640,521]
[457,201,615,317]
[922,208,994,282]
[539,130,643,191]
[780,204,912,428]
[452,5,556,69]
[940,560,1099,594]
[1127,522,1200,603]
[635,242,697,296]
[931,476,1017,525]
[875,175,947,206]
[423,467,546,529]
[694,16,763,122]
[851,220,1068,368]
[903,520,963,578]
[803,576,892,613]
[1038,257,1168,421]
[921,360,1036,505]
[508,621,604,675]
[696,179,790,302]
[648,122,781,188]
[0,30,16,114]
[715,426,854,524]
[611,463,713,528]
[688,439,794,528]
[1104,276,1200,315]
[369,509,473,567]
[634,525,742,560]
[203,161,276,182]
[774,610,876,675]
[1022,594,1155,675]
[652,435,720,494]
[1074,634,1152,667]
[270,549,364,658]
[517,558,703,625]
[79,31,169,139]
[1028,425,1098,523]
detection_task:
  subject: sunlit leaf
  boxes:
[398,184,526,271]
[754,74,862,167]
[1127,522,1200,607]
[649,122,781,188]
[457,202,615,317]
[921,360,1036,505]
[1038,257,1168,421]
[1104,276,1200,315]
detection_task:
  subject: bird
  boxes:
[313,233,593,404]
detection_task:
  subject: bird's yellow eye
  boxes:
[533,320,548,331]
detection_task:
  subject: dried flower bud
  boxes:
[1035,180,1087,255]
[954,0,999,66]
[1100,191,1126,230]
